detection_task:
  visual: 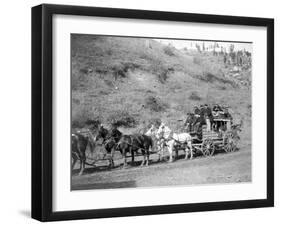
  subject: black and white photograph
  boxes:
[71,34,252,190]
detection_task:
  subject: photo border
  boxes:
[32,4,274,221]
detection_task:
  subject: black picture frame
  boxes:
[32,4,274,222]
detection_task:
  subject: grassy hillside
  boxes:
[71,35,251,144]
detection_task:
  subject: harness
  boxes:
[103,137,115,147]
[158,131,188,148]
[132,134,142,146]
[158,131,173,148]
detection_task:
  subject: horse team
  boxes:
[72,122,193,175]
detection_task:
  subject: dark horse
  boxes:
[117,134,153,168]
[95,125,122,167]
[71,131,95,175]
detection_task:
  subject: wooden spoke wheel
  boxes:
[201,138,215,156]
[223,132,238,153]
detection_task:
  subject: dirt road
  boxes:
[71,145,251,190]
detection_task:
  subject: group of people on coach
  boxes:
[193,104,232,119]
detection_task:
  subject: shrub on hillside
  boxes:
[79,67,93,74]
[84,119,101,128]
[149,61,173,83]
[218,85,227,90]
[199,72,216,82]
[111,64,127,79]
[111,62,141,80]
[72,111,95,129]
[95,66,110,74]
[157,69,169,83]
[144,96,169,112]
[99,90,110,95]
[107,110,138,127]
[197,72,238,88]
[139,52,154,61]
[104,79,114,87]
[189,92,201,101]
[163,45,176,56]
[72,120,83,128]
[72,72,91,91]
[72,102,102,128]
[147,117,162,127]
[72,116,102,129]
[122,62,141,71]
[157,67,175,83]
[193,56,202,65]
[72,98,80,104]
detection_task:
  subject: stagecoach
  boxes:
[190,116,239,157]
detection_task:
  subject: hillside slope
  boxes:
[71,35,251,143]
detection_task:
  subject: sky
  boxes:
[154,39,253,53]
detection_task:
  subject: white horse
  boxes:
[156,123,193,162]
[145,125,156,137]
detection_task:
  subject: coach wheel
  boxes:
[201,138,215,156]
[223,132,237,153]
